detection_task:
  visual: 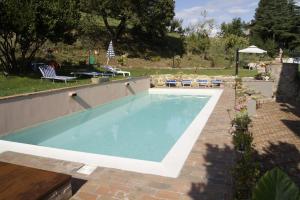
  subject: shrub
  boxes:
[233,149,260,200]
[117,54,128,66]
[232,111,252,131]
[233,130,253,152]
[151,56,161,62]
[173,55,182,68]
[232,111,260,200]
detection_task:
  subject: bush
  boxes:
[173,55,182,68]
[233,150,260,200]
[232,111,252,131]
[233,130,253,152]
[232,111,260,200]
[151,56,161,62]
[117,54,128,66]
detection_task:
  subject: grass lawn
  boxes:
[0,68,257,98]
[0,75,91,97]
[127,67,258,77]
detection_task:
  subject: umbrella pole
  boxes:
[235,48,239,76]
[234,48,240,110]
[106,58,110,65]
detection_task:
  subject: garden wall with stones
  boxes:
[268,63,300,102]
[150,75,236,88]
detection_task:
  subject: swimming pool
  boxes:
[0,89,223,177]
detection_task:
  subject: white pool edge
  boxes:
[0,88,223,178]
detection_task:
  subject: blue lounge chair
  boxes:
[181,80,192,87]
[211,79,223,87]
[39,65,76,83]
[103,65,131,77]
[197,79,209,87]
[165,80,177,87]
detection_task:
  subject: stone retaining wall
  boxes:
[150,74,236,88]
[267,63,300,102]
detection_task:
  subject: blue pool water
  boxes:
[1,92,210,162]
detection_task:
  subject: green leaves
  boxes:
[251,0,300,56]
[84,0,175,41]
[220,18,247,37]
[0,0,80,73]
[252,168,300,200]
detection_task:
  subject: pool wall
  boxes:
[0,89,223,178]
[0,77,150,136]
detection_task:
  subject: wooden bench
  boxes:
[0,162,72,200]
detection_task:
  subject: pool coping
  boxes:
[0,88,223,178]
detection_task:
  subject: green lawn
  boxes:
[127,67,258,77]
[0,75,91,97]
[0,68,257,97]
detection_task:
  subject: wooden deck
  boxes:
[0,162,72,200]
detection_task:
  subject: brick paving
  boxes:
[0,89,235,200]
[251,102,300,186]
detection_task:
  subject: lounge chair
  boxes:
[181,80,192,87]
[197,79,209,87]
[39,65,76,83]
[71,71,114,77]
[103,65,130,77]
[165,80,177,87]
[211,79,223,87]
[248,63,257,70]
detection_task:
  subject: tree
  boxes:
[185,10,214,59]
[250,0,300,57]
[169,18,184,33]
[186,33,210,58]
[220,18,246,37]
[0,0,80,74]
[134,0,175,38]
[84,0,175,42]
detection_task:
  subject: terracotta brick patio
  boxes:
[251,102,300,186]
[0,89,235,200]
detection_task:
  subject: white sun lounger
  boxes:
[104,66,131,77]
[39,65,76,83]
[71,71,114,77]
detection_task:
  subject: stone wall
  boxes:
[0,77,150,136]
[267,63,300,102]
[150,74,236,88]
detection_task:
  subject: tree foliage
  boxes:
[169,18,184,34]
[84,0,175,42]
[0,0,80,74]
[220,18,247,37]
[185,10,214,58]
[250,0,300,57]
[186,33,210,58]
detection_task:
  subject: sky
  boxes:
[175,0,300,32]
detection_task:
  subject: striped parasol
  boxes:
[106,40,115,64]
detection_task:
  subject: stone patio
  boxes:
[0,89,235,200]
[251,102,300,186]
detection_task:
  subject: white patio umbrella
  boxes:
[239,45,267,54]
[235,45,267,75]
[106,40,115,65]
